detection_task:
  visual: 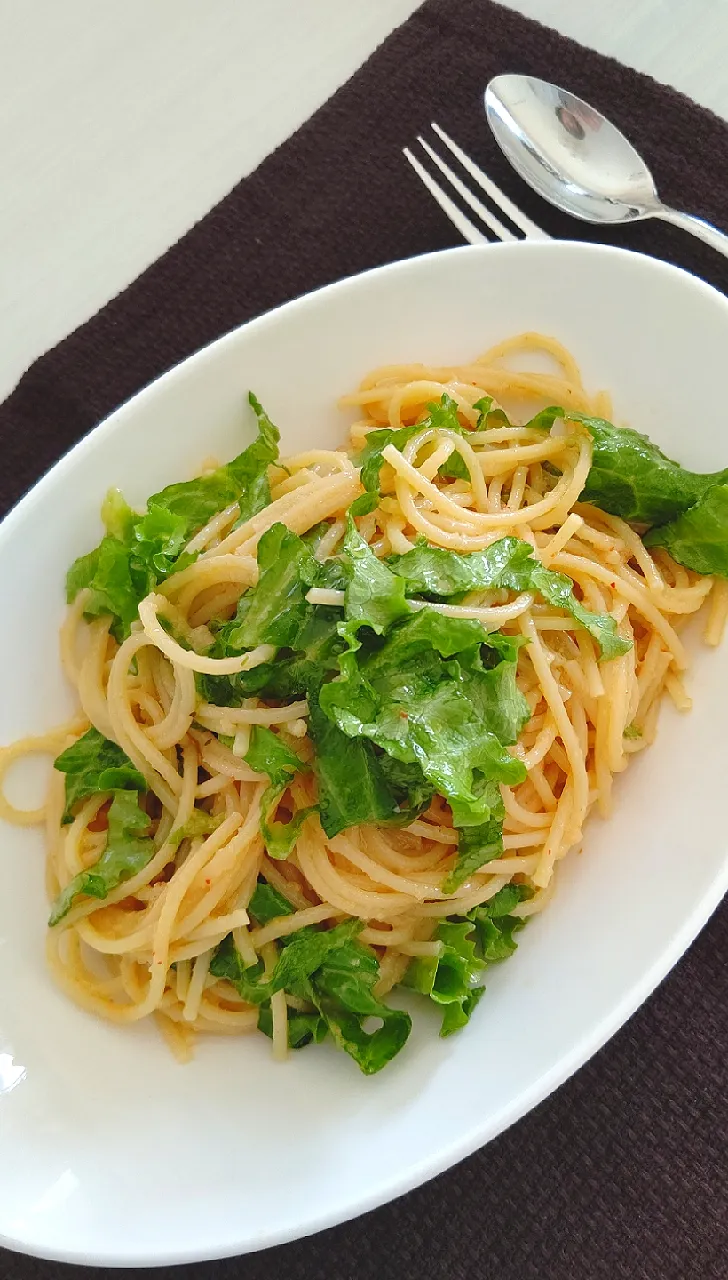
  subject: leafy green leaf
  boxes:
[211,921,412,1072]
[248,879,295,926]
[54,727,146,824]
[443,789,504,893]
[308,939,412,1073]
[308,692,406,838]
[439,987,486,1035]
[643,483,728,577]
[529,559,630,661]
[257,1003,327,1049]
[209,935,270,1004]
[349,491,381,517]
[199,606,345,708]
[474,395,512,430]
[320,608,529,835]
[438,450,470,481]
[569,412,728,526]
[356,394,471,497]
[467,886,532,961]
[375,755,434,824]
[389,536,534,598]
[261,799,317,860]
[245,725,305,790]
[100,488,136,541]
[146,391,279,537]
[48,790,153,925]
[65,534,141,641]
[211,919,362,1005]
[168,808,221,850]
[403,885,532,1036]
[478,883,534,917]
[269,919,365,992]
[244,725,312,859]
[402,919,485,1037]
[221,523,318,652]
[357,426,425,495]
[66,395,280,638]
[234,392,282,525]
[340,516,410,637]
[521,405,728,578]
[623,722,642,741]
[389,536,630,661]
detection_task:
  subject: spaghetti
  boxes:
[1,333,725,1072]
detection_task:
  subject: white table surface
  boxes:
[2,0,727,402]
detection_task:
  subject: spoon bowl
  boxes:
[485,74,659,223]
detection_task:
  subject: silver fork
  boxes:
[403,122,550,243]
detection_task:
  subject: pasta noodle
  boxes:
[1,332,723,1070]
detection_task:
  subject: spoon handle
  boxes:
[656,206,728,259]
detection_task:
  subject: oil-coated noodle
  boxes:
[2,333,723,1068]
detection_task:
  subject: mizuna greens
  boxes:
[502,405,728,578]
[66,394,279,640]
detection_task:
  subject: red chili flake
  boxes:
[88,800,111,832]
[204,878,211,887]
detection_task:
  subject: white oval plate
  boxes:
[1,243,727,1267]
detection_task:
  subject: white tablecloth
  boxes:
[2,0,726,400]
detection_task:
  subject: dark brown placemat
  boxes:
[2,2,727,1277]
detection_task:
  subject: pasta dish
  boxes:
[1,333,725,1073]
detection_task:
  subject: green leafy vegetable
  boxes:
[261,802,316,861]
[211,923,371,1009]
[257,1004,327,1049]
[200,606,345,708]
[356,394,472,498]
[54,727,146,824]
[307,937,412,1074]
[168,809,221,850]
[244,725,312,859]
[480,882,533,916]
[519,406,728,578]
[66,394,280,638]
[349,490,381,517]
[567,412,728,526]
[444,786,504,894]
[49,790,154,925]
[644,483,728,576]
[321,609,528,811]
[211,919,412,1073]
[474,395,512,431]
[245,725,305,790]
[65,534,142,641]
[248,879,295,926]
[389,536,630,661]
[221,523,318,652]
[403,884,532,1035]
[319,602,529,875]
[403,920,485,1036]
[467,883,533,959]
[340,515,410,637]
[308,693,409,838]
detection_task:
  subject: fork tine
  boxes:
[431,122,550,240]
[403,147,489,245]
[416,136,517,242]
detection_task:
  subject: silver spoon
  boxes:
[484,73,728,259]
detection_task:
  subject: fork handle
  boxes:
[655,206,728,259]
